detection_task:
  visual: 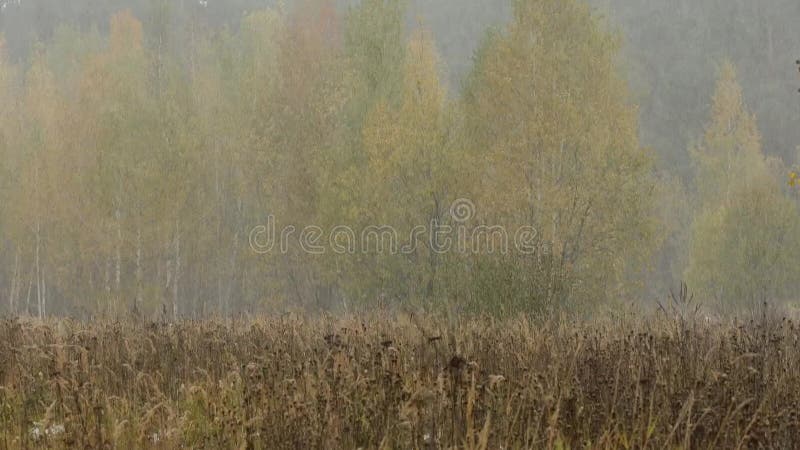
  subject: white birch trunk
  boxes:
[35,219,42,319]
[115,206,122,312]
[41,268,46,317]
[136,225,142,312]
[225,231,240,314]
[8,250,19,314]
[173,218,180,319]
[25,259,33,316]
[8,250,22,314]
[104,255,111,304]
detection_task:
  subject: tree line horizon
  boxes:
[0,0,798,319]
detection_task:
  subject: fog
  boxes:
[1,0,799,318]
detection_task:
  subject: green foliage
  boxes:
[461,0,656,311]
[689,62,765,207]
[0,1,795,317]
[685,63,800,310]
[687,182,800,309]
[344,0,405,109]
[349,29,461,306]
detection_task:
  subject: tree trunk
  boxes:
[173,218,180,320]
[225,231,240,315]
[7,250,19,314]
[135,224,143,312]
[35,218,42,319]
[25,259,33,316]
[115,206,122,312]
[215,154,223,314]
[104,255,111,314]
[41,268,46,317]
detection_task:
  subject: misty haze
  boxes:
[1,0,800,448]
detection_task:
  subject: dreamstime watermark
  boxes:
[248,198,546,256]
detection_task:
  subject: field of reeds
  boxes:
[1,307,800,449]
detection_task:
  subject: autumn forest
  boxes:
[0,0,799,319]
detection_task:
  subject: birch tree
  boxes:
[686,63,800,309]
[462,0,656,311]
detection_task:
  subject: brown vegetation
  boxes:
[1,310,799,449]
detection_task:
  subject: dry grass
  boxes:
[1,310,799,449]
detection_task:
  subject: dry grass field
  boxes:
[1,308,799,449]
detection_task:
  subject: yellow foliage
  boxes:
[462,0,655,307]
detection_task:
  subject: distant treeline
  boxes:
[3,0,800,169]
[0,0,798,318]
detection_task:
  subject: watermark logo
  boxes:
[450,198,475,223]
[249,198,544,256]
